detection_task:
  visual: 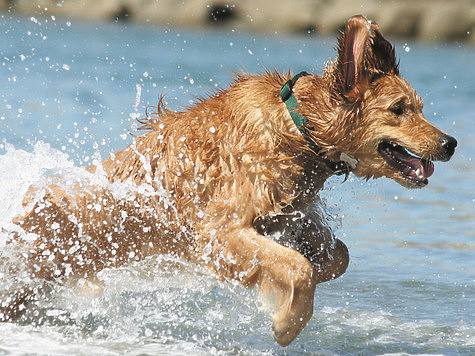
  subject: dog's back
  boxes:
[101,71,322,230]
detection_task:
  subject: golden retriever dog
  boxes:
[1,15,456,346]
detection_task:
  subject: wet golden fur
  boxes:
[2,16,456,346]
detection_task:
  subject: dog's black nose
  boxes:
[439,135,457,160]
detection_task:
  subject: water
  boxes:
[1,14,474,355]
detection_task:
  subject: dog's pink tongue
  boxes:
[421,159,434,178]
[405,157,434,178]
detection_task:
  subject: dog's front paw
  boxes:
[271,309,312,347]
[272,319,297,347]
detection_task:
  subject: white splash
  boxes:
[134,84,142,111]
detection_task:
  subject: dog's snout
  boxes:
[439,135,457,161]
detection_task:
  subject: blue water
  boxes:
[1,14,474,355]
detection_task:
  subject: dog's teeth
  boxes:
[415,168,423,179]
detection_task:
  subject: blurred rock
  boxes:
[0,0,9,11]
[5,0,475,43]
[418,3,473,41]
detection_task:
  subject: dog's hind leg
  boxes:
[0,288,32,322]
[200,226,317,346]
[0,237,42,322]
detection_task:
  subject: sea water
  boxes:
[0,14,474,355]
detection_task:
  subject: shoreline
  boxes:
[2,0,474,43]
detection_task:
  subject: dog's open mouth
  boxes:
[377,141,434,186]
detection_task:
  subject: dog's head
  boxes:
[298,15,457,188]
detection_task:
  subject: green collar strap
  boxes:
[279,71,311,130]
[280,72,357,176]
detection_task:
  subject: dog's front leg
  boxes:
[200,226,317,346]
[254,212,349,284]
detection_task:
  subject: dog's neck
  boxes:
[280,72,357,177]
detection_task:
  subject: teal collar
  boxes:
[280,72,355,176]
[279,72,317,150]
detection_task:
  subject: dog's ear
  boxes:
[334,15,398,102]
[366,21,399,76]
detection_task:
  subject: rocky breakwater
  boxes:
[2,0,474,43]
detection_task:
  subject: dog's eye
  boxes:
[391,107,404,116]
[390,102,405,116]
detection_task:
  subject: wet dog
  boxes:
[2,15,456,346]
